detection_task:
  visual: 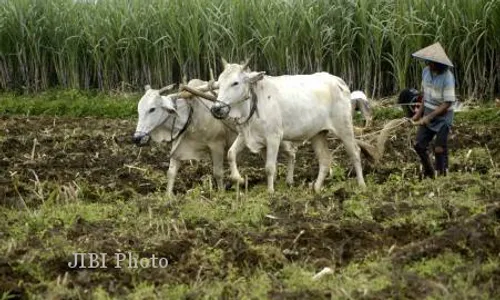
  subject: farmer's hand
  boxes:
[413,116,431,126]
[421,116,431,125]
[411,114,421,125]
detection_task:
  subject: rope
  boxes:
[356,118,411,140]
[193,93,239,134]
[330,118,413,163]
[374,118,413,159]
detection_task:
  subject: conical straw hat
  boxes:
[412,42,454,67]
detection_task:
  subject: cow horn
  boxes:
[158,83,176,94]
[242,55,252,70]
[208,68,217,96]
[221,57,229,69]
[209,67,215,81]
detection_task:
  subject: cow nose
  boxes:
[211,104,222,114]
[211,103,230,119]
[210,104,222,117]
[132,132,148,145]
[132,135,142,144]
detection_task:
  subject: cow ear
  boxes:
[247,71,266,84]
[160,96,178,115]
[144,84,151,91]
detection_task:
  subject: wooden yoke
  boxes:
[178,84,218,102]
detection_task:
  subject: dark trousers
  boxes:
[413,125,450,178]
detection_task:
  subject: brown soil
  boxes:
[1,116,499,204]
[1,115,499,299]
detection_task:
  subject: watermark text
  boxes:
[68,252,168,269]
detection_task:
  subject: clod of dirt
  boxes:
[151,239,193,265]
[0,258,31,299]
[268,290,332,300]
[391,206,500,265]
[360,271,447,300]
[67,215,113,240]
[371,201,417,222]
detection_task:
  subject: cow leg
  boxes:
[281,141,296,186]
[228,134,245,185]
[210,144,225,191]
[359,101,373,128]
[166,158,181,197]
[310,132,332,193]
[337,126,366,188]
[265,138,281,194]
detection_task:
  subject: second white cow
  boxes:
[209,59,373,193]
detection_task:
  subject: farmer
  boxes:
[410,42,456,178]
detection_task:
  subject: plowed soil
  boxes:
[1,114,499,299]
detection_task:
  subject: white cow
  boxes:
[132,79,297,196]
[209,59,373,193]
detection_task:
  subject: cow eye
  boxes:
[149,107,156,113]
[231,81,239,87]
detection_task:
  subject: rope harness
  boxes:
[164,98,193,142]
[194,97,239,134]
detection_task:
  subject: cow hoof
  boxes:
[313,182,323,194]
[308,182,315,190]
[267,186,275,194]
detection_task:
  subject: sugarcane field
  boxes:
[1,0,499,299]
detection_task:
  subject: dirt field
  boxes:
[1,114,499,299]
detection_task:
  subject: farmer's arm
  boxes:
[423,102,452,120]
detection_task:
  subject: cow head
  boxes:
[133,84,179,146]
[210,57,265,120]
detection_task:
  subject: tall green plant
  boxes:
[0,0,497,100]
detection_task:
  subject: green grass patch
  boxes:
[2,90,499,123]
[0,90,138,118]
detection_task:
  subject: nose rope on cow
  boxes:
[211,84,259,126]
[194,96,240,134]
